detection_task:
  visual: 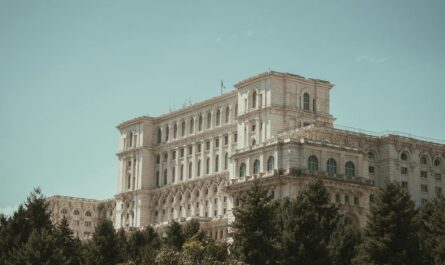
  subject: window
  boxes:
[225,107,230,123]
[173,124,177,138]
[181,121,186,136]
[206,158,210,174]
[344,195,350,204]
[251,139,256,146]
[180,165,184,181]
[434,159,441,167]
[303,93,310,110]
[157,128,162,143]
[308,155,319,172]
[401,167,408,175]
[197,143,201,153]
[369,166,375,174]
[215,155,219,172]
[327,158,337,175]
[420,171,428,178]
[188,162,193,179]
[156,171,160,186]
[207,112,212,129]
[434,173,442,181]
[335,194,341,203]
[401,181,408,189]
[435,187,442,197]
[216,109,221,126]
[401,152,408,161]
[421,184,428,193]
[313,99,316,112]
[253,160,260,175]
[172,150,176,160]
[345,161,355,177]
[267,156,274,171]
[85,211,92,217]
[163,153,168,161]
[190,118,194,134]
[180,148,184,157]
[165,126,169,141]
[198,115,203,131]
[172,167,175,183]
[85,221,92,227]
[421,199,428,207]
[251,124,256,132]
[235,104,238,117]
[239,163,246,177]
[420,155,428,165]
[61,208,68,215]
[368,152,375,160]
[252,91,257,108]
[206,141,210,150]
[369,194,374,203]
[224,153,229,170]
[215,138,219,148]
[164,170,168,185]
[354,196,359,206]
[224,135,229,145]
[234,133,238,142]
[197,160,201,177]
[188,145,193,155]
[74,210,80,215]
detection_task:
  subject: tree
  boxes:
[276,178,339,265]
[164,221,185,251]
[126,226,161,264]
[328,219,362,265]
[231,181,279,265]
[54,217,82,265]
[183,219,201,241]
[418,196,445,265]
[155,247,183,265]
[353,182,421,265]
[84,219,123,265]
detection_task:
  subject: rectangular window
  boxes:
[421,184,428,193]
[85,221,91,227]
[401,181,408,189]
[206,141,210,150]
[224,135,229,145]
[436,187,442,197]
[234,133,238,142]
[354,196,359,206]
[188,146,193,155]
[421,199,428,207]
[223,196,227,202]
[434,173,442,181]
[335,194,341,203]
[163,153,168,162]
[223,208,227,214]
[251,124,256,132]
[420,171,428,179]
[172,151,176,160]
[197,143,201,153]
[156,155,160,164]
[180,148,184,157]
[215,138,219,148]
[369,194,375,203]
[369,166,375,174]
[344,195,350,205]
[401,167,408,175]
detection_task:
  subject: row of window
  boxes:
[308,155,356,177]
[61,208,93,217]
[401,151,443,167]
[155,195,227,207]
[156,154,230,186]
[239,156,275,177]
[72,220,92,227]
[154,207,228,218]
[157,105,238,144]
[400,167,442,180]
[401,181,442,197]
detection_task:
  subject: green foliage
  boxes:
[165,221,185,251]
[183,219,201,240]
[155,247,183,265]
[353,182,421,265]
[231,181,279,265]
[328,219,362,265]
[418,196,445,265]
[126,226,161,264]
[54,217,82,265]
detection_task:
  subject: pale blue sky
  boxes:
[1,0,444,214]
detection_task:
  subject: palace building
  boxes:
[47,71,445,240]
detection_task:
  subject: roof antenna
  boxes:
[220,80,226,95]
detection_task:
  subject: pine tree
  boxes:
[276,178,339,265]
[230,181,279,265]
[54,217,82,265]
[328,219,362,265]
[353,182,421,265]
[164,221,185,250]
[418,196,445,265]
[126,226,161,264]
[84,218,123,265]
[183,219,201,240]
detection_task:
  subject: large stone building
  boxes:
[48,71,445,239]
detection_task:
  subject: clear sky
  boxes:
[1,0,444,215]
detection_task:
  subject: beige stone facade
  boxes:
[48,71,445,239]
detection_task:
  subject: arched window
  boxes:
[207,112,212,129]
[239,163,246,177]
[303,93,310,110]
[190,118,194,134]
[173,124,177,138]
[345,161,355,177]
[181,121,186,136]
[164,169,168,185]
[308,155,319,172]
[188,162,193,179]
[434,158,441,167]
[368,152,375,160]
[252,91,257,108]
[420,155,428,165]
[224,153,229,170]
[225,107,230,123]
[197,160,201,177]
[216,109,221,126]
[73,209,80,215]
[165,126,169,141]
[267,156,274,171]
[198,115,203,131]
[327,158,337,175]
[215,155,219,172]
[206,158,210,174]
[61,208,68,215]
[85,211,92,217]
[401,152,408,161]
[253,160,260,175]
[157,128,162,143]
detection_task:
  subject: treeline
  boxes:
[1,180,444,265]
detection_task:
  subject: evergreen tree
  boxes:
[353,182,421,265]
[155,247,183,265]
[276,178,339,265]
[84,218,123,265]
[183,219,201,240]
[164,221,185,250]
[8,228,67,265]
[126,226,161,264]
[418,196,445,265]
[328,219,362,265]
[54,217,82,265]
[231,181,279,265]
